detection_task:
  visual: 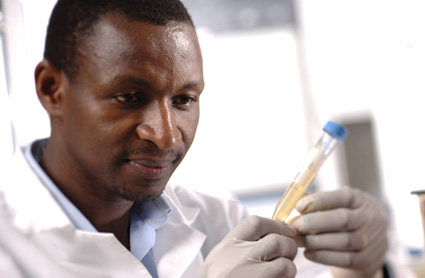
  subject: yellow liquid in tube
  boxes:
[272,147,324,222]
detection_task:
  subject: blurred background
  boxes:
[1,0,425,275]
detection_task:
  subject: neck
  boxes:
[78,197,134,250]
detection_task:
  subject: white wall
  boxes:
[297,0,425,249]
[0,34,14,170]
[3,0,54,150]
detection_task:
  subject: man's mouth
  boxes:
[127,159,170,178]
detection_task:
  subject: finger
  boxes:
[261,258,297,278]
[303,233,387,270]
[228,215,297,242]
[296,188,363,213]
[291,208,365,234]
[298,232,364,251]
[292,234,306,247]
[245,233,298,262]
[242,257,297,278]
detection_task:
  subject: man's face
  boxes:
[58,13,204,202]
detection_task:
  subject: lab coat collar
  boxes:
[3,145,72,231]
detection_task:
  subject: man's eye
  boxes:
[115,94,141,103]
[173,96,194,106]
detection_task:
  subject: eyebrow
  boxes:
[181,80,205,91]
[111,75,204,91]
[111,76,152,88]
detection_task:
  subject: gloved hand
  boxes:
[289,188,388,278]
[198,215,298,278]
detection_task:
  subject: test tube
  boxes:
[272,121,348,222]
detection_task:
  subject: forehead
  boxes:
[77,12,202,82]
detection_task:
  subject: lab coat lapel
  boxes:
[155,187,207,278]
[38,226,152,277]
[3,146,71,230]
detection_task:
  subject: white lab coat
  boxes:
[0,146,246,277]
[0,146,415,278]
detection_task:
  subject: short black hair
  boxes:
[44,0,194,78]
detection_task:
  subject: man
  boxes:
[0,0,393,277]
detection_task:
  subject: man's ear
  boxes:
[34,59,68,117]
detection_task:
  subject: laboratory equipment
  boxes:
[272,121,348,222]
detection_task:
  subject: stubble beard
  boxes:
[109,184,165,202]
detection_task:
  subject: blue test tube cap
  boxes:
[323,121,348,141]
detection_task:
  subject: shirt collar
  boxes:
[133,197,171,230]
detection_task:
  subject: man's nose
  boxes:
[136,101,181,150]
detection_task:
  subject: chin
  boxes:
[110,183,166,202]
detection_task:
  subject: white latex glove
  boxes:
[289,188,388,278]
[198,215,298,278]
